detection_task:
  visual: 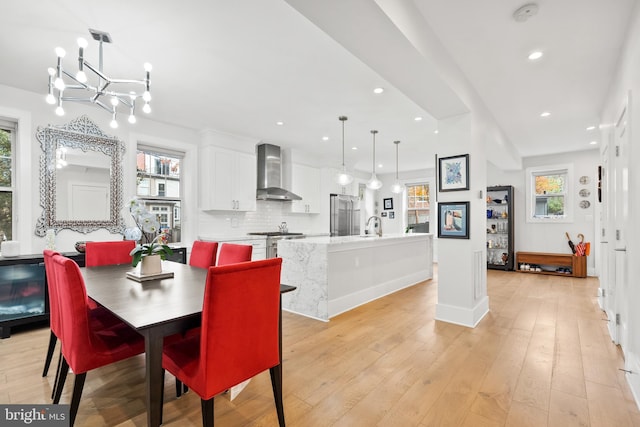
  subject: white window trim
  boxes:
[526,163,574,223]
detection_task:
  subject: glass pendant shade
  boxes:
[391,140,403,193]
[366,130,383,190]
[334,116,354,185]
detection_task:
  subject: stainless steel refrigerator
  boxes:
[330,194,360,236]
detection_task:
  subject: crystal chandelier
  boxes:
[46,29,152,128]
[334,116,354,185]
[366,130,383,190]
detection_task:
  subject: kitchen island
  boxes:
[278,233,433,321]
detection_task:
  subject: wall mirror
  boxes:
[35,115,125,236]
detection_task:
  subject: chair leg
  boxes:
[69,372,87,427]
[269,364,285,427]
[176,378,183,398]
[50,349,63,400]
[42,331,57,376]
[201,398,214,427]
[52,357,70,404]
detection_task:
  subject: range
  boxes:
[247,232,306,258]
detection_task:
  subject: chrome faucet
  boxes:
[366,216,382,237]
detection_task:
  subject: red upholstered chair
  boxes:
[189,241,218,269]
[85,240,136,267]
[50,254,145,426]
[217,243,252,266]
[42,250,61,378]
[162,258,285,426]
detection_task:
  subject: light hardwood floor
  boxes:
[2,268,639,426]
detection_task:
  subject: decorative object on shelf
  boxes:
[389,211,395,219]
[46,229,56,250]
[366,130,383,190]
[579,175,590,185]
[74,241,90,253]
[383,198,393,210]
[381,211,387,217]
[487,185,514,271]
[333,116,354,186]
[438,154,470,192]
[438,201,470,239]
[0,241,20,257]
[579,188,590,197]
[391,140,403,194]
[46,28,152,127]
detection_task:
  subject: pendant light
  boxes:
[391,140,403,194]
[366,130,383,190]
[334,116,354,185]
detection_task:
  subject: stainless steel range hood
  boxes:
[256,143,302,201]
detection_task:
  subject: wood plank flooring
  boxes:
[1,268,638,426]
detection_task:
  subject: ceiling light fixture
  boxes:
[586,126,596,131]
[373,87,384,94]
[366,130,383,190]
[540,111,550,117]
[334,116,354,186]
[322,136,329,141]
[513,3,539,22]
[590,141,598,145]
[391,140,403,194]
[46,28,151,127]
[414,116,423,121]
[276,121,284,126]
[528,50,543,60]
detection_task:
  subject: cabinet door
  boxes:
[291,164,320,213]
[233,152,256,212]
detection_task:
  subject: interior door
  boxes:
[612,93,630,349]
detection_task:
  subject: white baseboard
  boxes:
[625,351,640,411]
[435,296,490,328]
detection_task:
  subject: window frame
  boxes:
[526,163,574,223]
[135,145,183,243]
[406,182,431,227]
[0,119,16,240]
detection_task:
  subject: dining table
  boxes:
[81,260,294,427]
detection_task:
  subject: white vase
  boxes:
[140,254,162,275]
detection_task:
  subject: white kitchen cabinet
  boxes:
[291,163,321,213]
[218,238,266,261]
[200,146,256,211]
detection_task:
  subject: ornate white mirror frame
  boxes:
[35,115,125,236]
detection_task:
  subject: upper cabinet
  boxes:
[291,163,320,213]
[200,146,256,211]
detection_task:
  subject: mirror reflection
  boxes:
[35,115,124,236]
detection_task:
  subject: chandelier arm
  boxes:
[93,100,116,114]
[82,61,111,82]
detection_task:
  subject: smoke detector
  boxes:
[513,3,539,22]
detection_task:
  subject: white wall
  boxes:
[487,149,600,275]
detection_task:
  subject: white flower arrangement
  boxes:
[124,197,173,267]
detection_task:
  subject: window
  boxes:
[136,146,182,243]
[527,164,573,222]
[0,119,15,241]
[407,183,430,227]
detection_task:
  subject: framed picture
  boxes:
[438,154,469,192]
[383,198,393,210]
[389,211,395,219]
[438,201,470,239]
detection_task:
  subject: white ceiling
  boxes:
[0,0,635,173]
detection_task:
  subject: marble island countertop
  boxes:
[280,232,432,252]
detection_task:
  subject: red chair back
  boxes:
[85,240,136,267]
[51,254,143,374]
[164,258,281,399]
[189,241,218,269]
[217,243,252,266]
[43,249,61,336]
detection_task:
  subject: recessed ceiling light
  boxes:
[378,164,383,168]
[414,116,423,121]
[276,121,284,126]
[373,87,384,94]
[322,136,329,141]
[434,129,439,134]
[540,111,550,118]
[586,126,596,131]
[590,141,598,145]
[528,51,543,60]
[351,146,358,150]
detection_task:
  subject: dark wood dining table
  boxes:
[81,260,294,427]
